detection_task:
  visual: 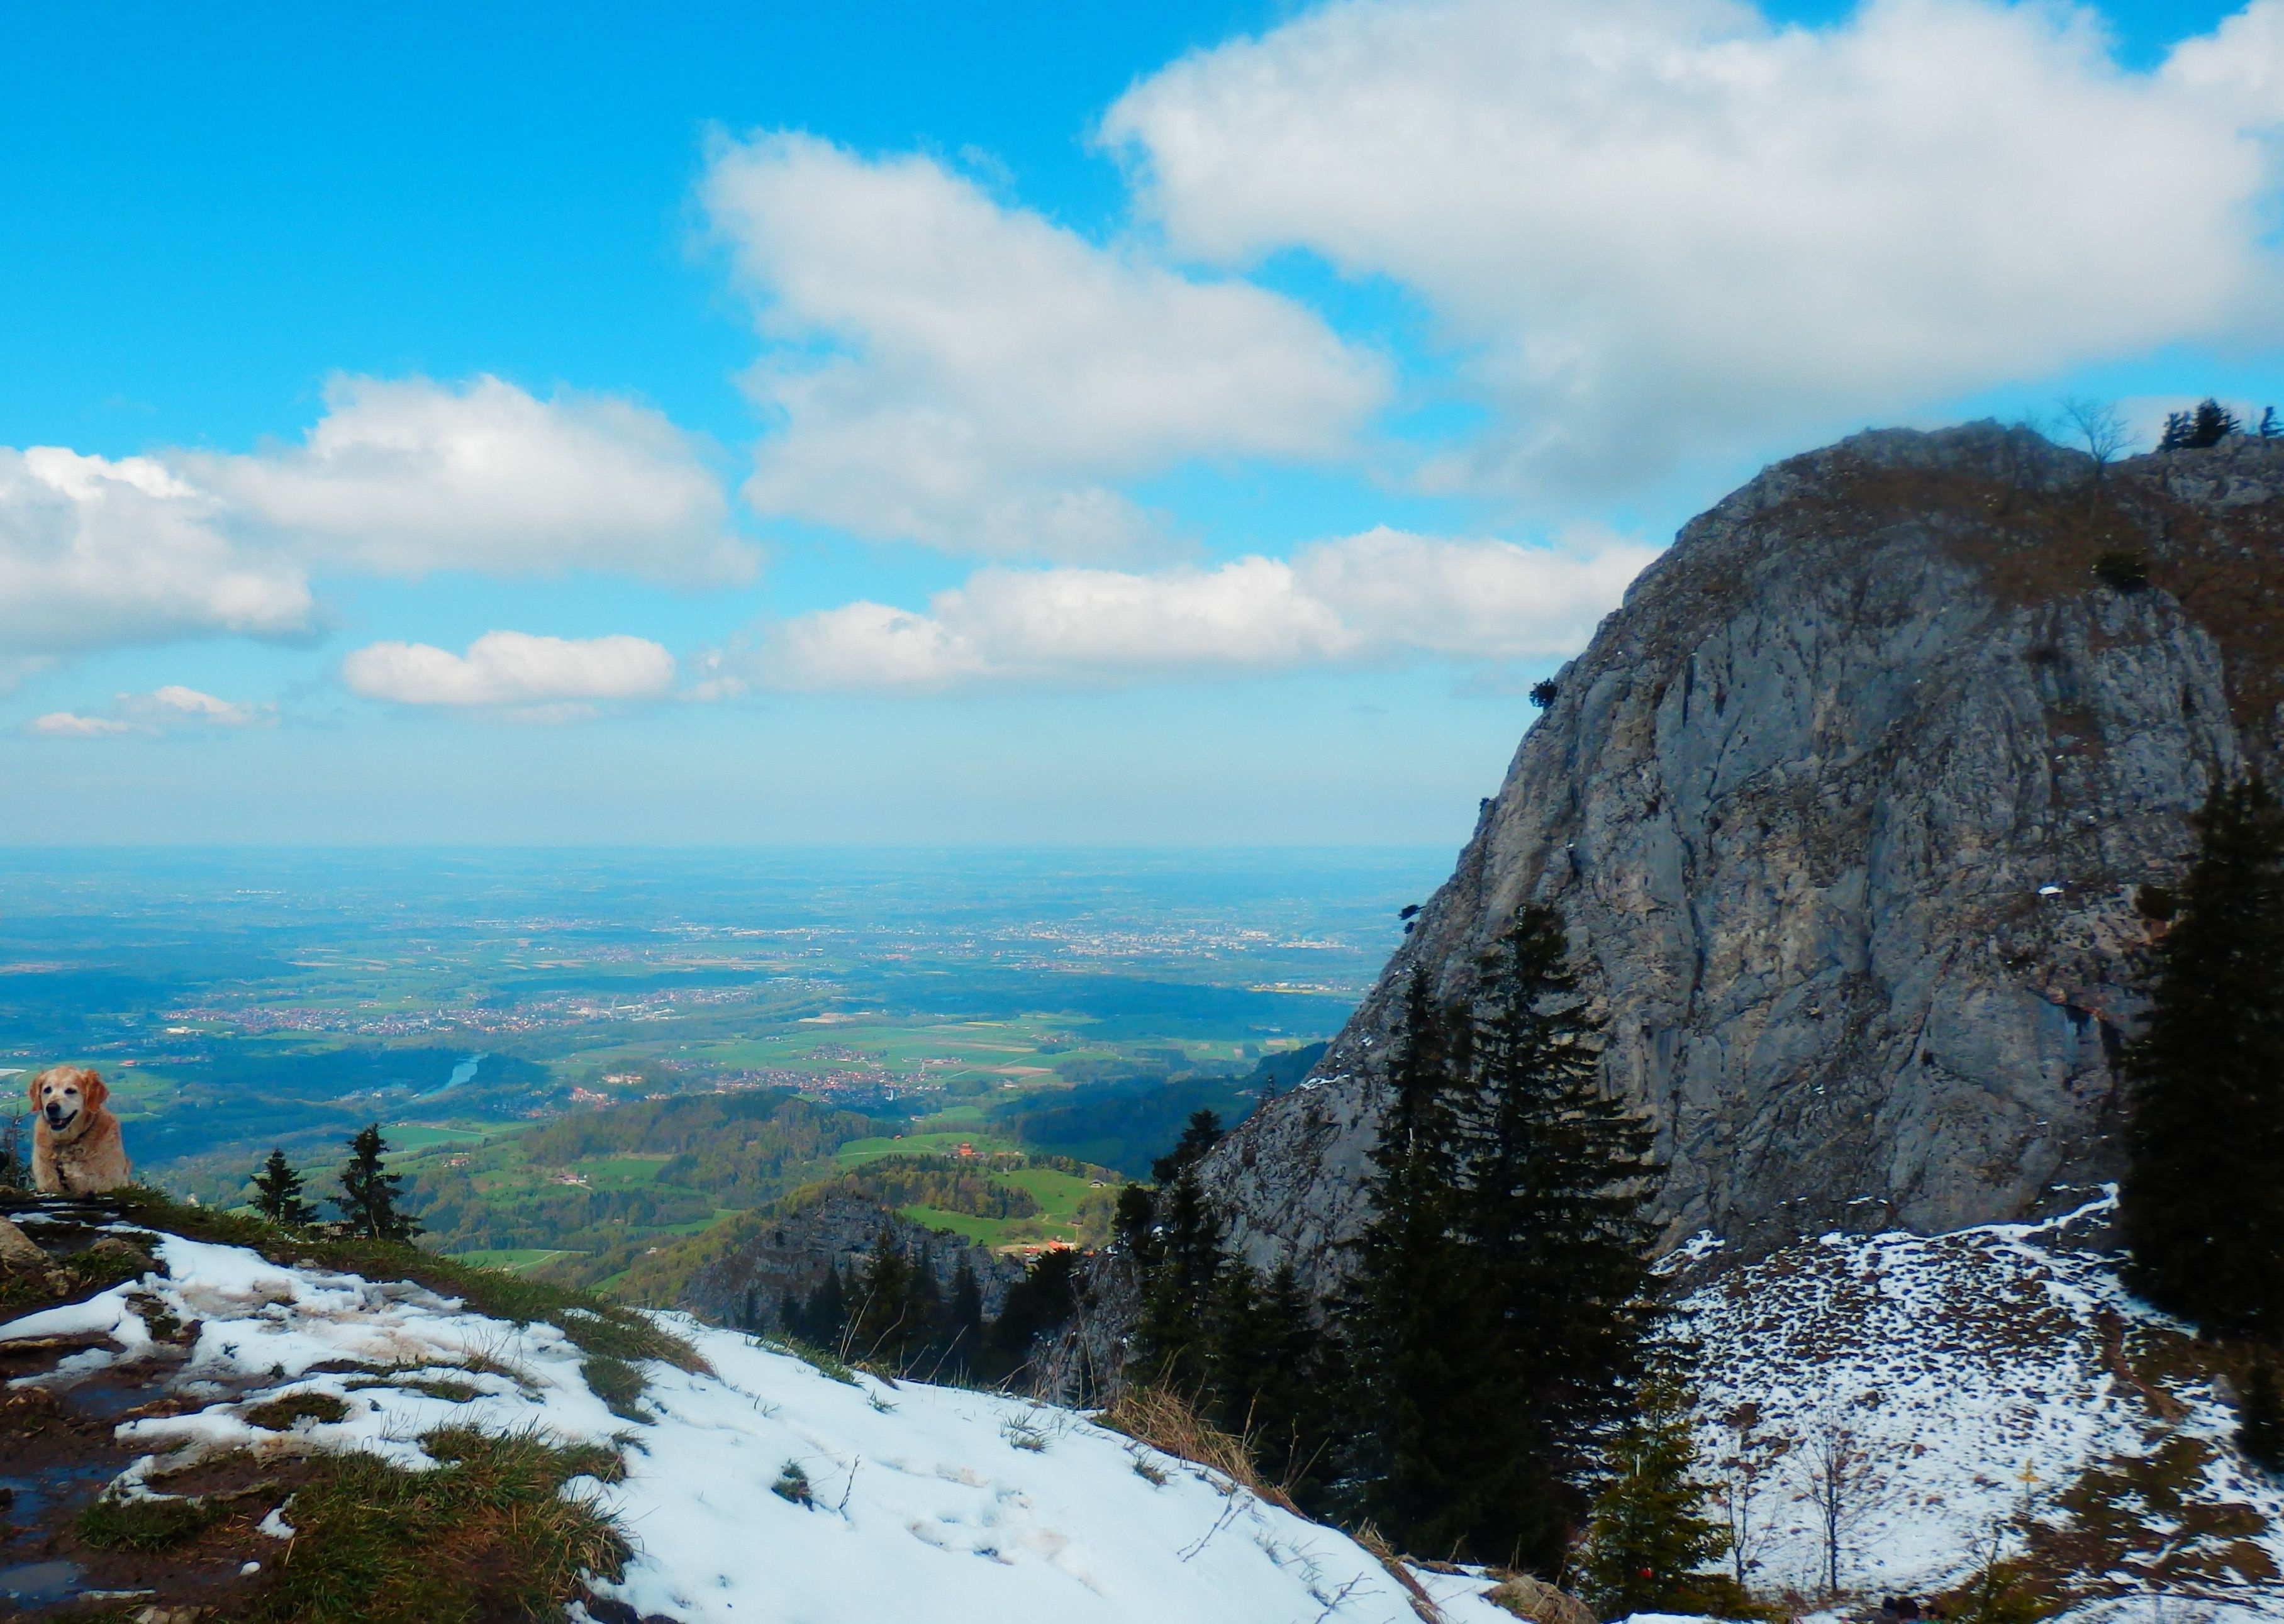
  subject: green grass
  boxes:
[448,1247,579,1274]
[77,1491,226,1552]
[234,1427,628,1624]
[243,1391,352,1430]
[836,1129,1023,1166]
[382,1123,499,1150]
[996,1166,1102,1223]
[898,1205,1010,1244]
[571,1154,671,1187]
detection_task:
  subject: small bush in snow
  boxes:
[772,1461,815,1506]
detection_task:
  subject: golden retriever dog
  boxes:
[29,1065,131,1194]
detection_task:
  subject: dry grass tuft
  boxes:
[1094,1384,1298,1513]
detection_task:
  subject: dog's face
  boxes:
[30,1066,104,1139]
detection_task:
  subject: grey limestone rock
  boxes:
[1205,424,2284,1288]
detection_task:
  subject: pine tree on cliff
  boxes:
[1462,904,1661,1566]
[1579,1358,1734,1618]
[1130,1109,1228,1393]
[250,1147,320,1226]
[1343,969,1512,1557]
[2122,776,2284,1340]
[337,1124,421,1242]
[852,1227,918,1365]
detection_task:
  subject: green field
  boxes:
[448,1248,575,1272]
[835,1129,1024,1166]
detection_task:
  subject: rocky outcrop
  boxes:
[680,1189,1022,1330]
[1207,425,2284,1287]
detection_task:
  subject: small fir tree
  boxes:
[2239,1359,2284,1473]
[337,1124,421,1242]
[851,1226,918,1365]
[2121,776,2284,1339]
[250,1147,321,1226]
[1580,1361,1734,1618]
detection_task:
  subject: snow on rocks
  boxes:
[6,1228,1522,1624]
[1676,1195,2284,1616]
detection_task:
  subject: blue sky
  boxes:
[0,0,2276,845]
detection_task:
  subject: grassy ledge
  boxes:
[239,1427,628,1624]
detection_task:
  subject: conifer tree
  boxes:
[337,1124,421,1242]
[2122,776,2284,1339]
[2239,1358,2284,1472]
[1461,906,1661,1565]
[250,1147,320,1226]
[1343,911,1661,1569]
[1130,1110,1228,1393]
[1344,969,1513,1557]
[852,1227,918,1365]
[1579,1360,1733,1618]
[2159,399,2241,450]
[1210,1258,1343,1503]
[805,1264,849,1350]
[944,1255,984,1377]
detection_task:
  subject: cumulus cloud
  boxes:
[342,630,676,714]
[701,132,1388,559]
[749,527,1654,691]
[185,374,749,586]
[28,684,275,738]
[1103,0,2284,493]
[0,376,747,665]
[0,447,314,657]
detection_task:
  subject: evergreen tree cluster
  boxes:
[2121,777,2284,1342]
[1124,1108,1344,1499]
[2158,399,2243,451]
[770,1226,1085,1388]
[1124,906,1691,1580]
[245,1123,420,1240]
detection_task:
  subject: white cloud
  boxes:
[342,630,677,713]
[0,447,314,657]
[701,132,1388,559]
[1103,0,2284,494]
[28,712,131,738]
[751,527,1656,691]
[0,376,746,665]
[185,375,749,586]
[27,684,275,738]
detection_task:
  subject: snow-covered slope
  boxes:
[1674,1196,2284,1618]
[1,1220,1518,1624]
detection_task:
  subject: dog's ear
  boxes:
[23,1069,42,1106]
[80,1071,108,1110]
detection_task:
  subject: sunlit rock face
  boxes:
[1210,425,2284,1286]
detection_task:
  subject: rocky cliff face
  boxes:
[1208,425,2284,1286]
[679,1190,1022,1331]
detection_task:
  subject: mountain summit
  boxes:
[1207,424,2284,1282]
